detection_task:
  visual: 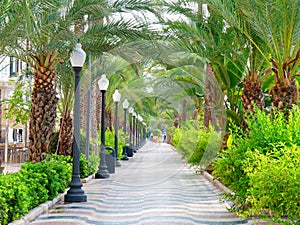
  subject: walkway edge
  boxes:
[201,171,233,194]
[8,173,95,225]
[8,192,66,225]
[170,144,233,194]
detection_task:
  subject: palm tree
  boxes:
[55,62,74,156]
[3,0,159,162]
[161,0,249,128]
[207,0,300,110]
[2,0,117,162]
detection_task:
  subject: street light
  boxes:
[142,122,147,143]
[128,107,134,155]
[132,111,137,152]
[95,74,110,179]
[112,89,121,167]
[122,99,129,160]
[65,42,87,202]
[138,115,143,147]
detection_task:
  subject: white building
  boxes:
[0,56,28,162]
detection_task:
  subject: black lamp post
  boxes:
[122,99,129,160]
[95,74,110,179]
[113,89,121,167]
[138,115,143,146]
[136,115,140,148]
[128,107,134,152]
[132,111,137,152]
[65,43,87,202]
[135,114,139,150]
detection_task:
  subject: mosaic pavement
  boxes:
[29,142,248,225]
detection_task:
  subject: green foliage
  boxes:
[189,127,221,168]
[213,106,300,221]
[0,174,30,225]
[105,128,126,159]
[243,144,300,223]
[169,127,182,147]
[0,156,72,225]
[87,153,100,175]
[169,120,221,167]
[152,128,162,137]
[80,154,89,178]
[176,121,199,160]
[1,80,31,126]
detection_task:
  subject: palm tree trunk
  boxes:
[59,111,73,156]
[204,63,217,128]
[28,67,58,162]
[269,78,298,110]
[105,109,113,131]
[241,73,264,111]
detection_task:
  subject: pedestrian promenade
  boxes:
[29,142,248,225]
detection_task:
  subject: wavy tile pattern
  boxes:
[30,142,248,225]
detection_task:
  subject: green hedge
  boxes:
[213,106,300,224]
[168,120,221,168]
[0,158,72,225]
[0,152,99,225]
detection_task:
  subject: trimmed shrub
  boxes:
[213,106,300,222]
[0,174,30,225]
[0,157,72,225]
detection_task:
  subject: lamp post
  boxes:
[138,115,143,146]
[132,111,137,152]
[135,114,139,150]
[142,122,147,144]
[128,107,134,152]
[112,89,121,167]
[122,99,129,160]
[95,74,110,179]
[65,43,87,202]
[136,115,140,149]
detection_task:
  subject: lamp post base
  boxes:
[64,192,87,202]
[64,181,87,202]
[115,159,121,167]
[95,170,110,179]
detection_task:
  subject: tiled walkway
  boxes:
[29,142,248,225]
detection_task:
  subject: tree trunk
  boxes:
[28,67,58,162]
[241,73,264,111]
[269,78,298,110]
[105,109,113,131]
[58,111,73,156]
[204,63,217,128]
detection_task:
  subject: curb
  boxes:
[201,171,233,194]
[8,191,66,225]
[8,174,95,225]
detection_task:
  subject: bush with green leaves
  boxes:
[0,156,72,225]
[79,153,99,178]
[213,106,300,222]
[169,120,221,167]
[0,174,30,225]
[105,128,126,159]
[243,144,300,223]
[152,128,162,137]
[169,126,182,147]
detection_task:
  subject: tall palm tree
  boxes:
[3,0,159,162]
[161,0,250,128]
[207,0,300,110]
[2,0,117,162]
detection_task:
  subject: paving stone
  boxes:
[28,142,249,225]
